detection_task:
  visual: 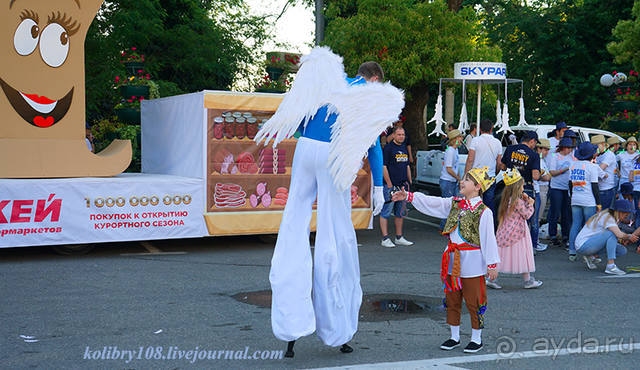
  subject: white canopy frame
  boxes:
[428,77,525,138]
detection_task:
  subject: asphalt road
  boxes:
[2,207,640,369]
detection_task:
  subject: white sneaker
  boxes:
[485,278,502,289]
[592,256,602,264]
[535,243,548,252]
[568,254,577,262]
[605,265,626,275]
[394,236,414,246]
[582,256,597,270]
[524,279,543,289]
[381,238,396,248]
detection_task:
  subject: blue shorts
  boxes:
[381,185,407,219]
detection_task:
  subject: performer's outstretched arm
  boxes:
[367,139,384,187]
[394,191,452,219]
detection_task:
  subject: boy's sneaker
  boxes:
[524,279,543,289]
[568,254,577,262]
[485,278,502,289]
[535,242,548,252]
[395,236,414,246]
[463,341,483,353]
[440,339,460,350]
[381,238,396,248]
[583,256,597,270]
[605,265,626,275]
[592,256,602,264]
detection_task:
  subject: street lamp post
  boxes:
[315,0,324,45]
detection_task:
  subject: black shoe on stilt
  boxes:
[340,343,353,353]
[285,341,295,358]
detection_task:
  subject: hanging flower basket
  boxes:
[266,66,285,82]
[115,108,141,125]
[123,61,145,76]
[608,119,639,133]
[613,100,638,113]
[120,85,150,99]
[255,87,285,93]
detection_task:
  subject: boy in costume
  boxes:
[255,47,404,357]
[392,167,500,353]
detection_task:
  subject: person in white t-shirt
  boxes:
[463,124,477,149]
[548,122,568,153]
[575,199,638,275]
[568,142,601,261]
[592,135,616,209]
[465,119,503,214]
[618,137,638,191]
[439,129,463,229]
[547,137,575,248]
[533,139,552,252]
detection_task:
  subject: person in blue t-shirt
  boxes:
[501,130,541,252]
[380,126,413,248]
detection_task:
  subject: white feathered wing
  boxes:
[328,82,405,191]
[254,46,348,147]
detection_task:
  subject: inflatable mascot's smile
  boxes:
[0,0,131,178]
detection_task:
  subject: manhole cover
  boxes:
[232,291,447,322]
[360,294,445,322]
[231,290,271,308]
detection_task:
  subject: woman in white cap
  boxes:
[575,199,638,275]
[439,129,463,230]
[618,137,638,192]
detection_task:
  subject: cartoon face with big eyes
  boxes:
[0,0,132,178]
[0,1,86,128]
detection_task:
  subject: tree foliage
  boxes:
[323,0,500,149]
[469,0,634,127]
[608,1,640,70]
[85,0,269,122]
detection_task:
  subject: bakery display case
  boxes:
[142,90,373,236]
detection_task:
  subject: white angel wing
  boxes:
[327,82,405,191]
[254,46,348,147]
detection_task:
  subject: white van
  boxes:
[415,124,624,191]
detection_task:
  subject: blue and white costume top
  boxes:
[299,76,384,187]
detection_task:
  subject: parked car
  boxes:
[415,124,623,192]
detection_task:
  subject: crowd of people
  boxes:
[382,119,640,280]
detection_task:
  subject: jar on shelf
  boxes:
[222,112,232,118]
[242,112,253,119]
[213,117,224,139]
[235,117,246,139]
[246,117,258,139]
[224,117,235,139]
[232,112,242,119]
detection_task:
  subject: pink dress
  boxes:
[496,197,536,274]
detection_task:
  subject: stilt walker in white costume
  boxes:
[255,47,404,357]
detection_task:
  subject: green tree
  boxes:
[469,0,634,128]
[608,1,640,70]
[323,0,500,149]
[85,0,269,122]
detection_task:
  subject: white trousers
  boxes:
[270,137,362,347]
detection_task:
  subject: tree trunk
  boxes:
[404,86,430,153]
[447,0,463,11]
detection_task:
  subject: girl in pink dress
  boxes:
[487,169,543,289]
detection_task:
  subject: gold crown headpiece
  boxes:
[503,168,523,186]
[467,166,495,192]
